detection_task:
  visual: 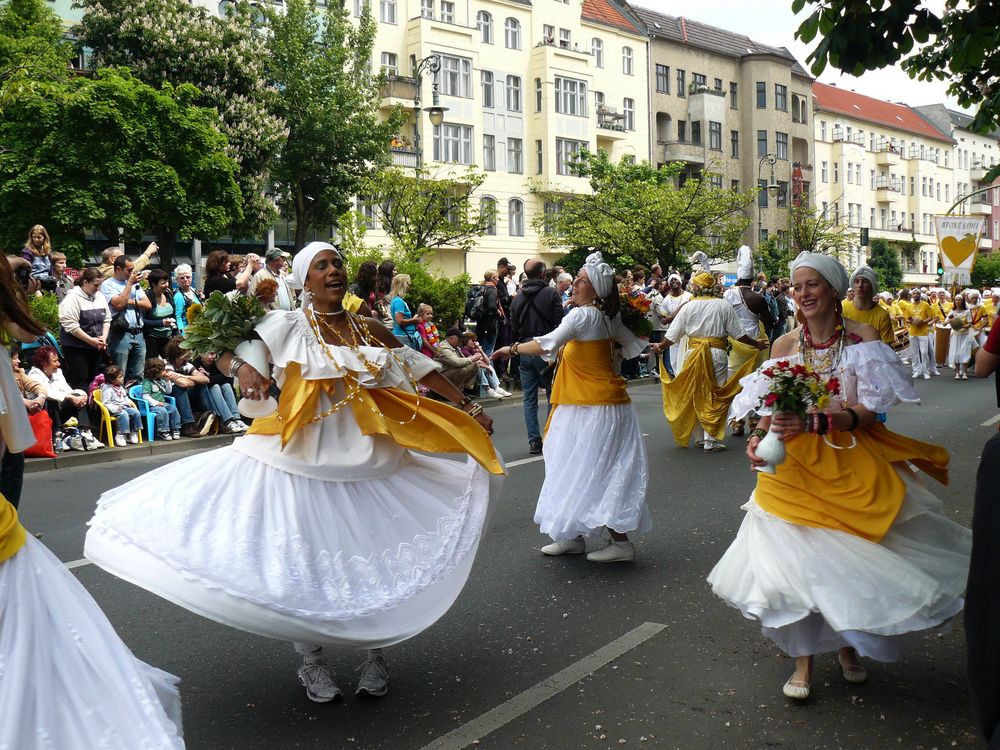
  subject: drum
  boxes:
[935,325,950,366]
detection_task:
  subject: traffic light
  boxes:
[859,227,869,246]
[937,259,944,276]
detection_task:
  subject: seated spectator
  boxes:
[434,328,484,395]
[461,332,509,399]
[192,351,248,433]
[140,358,181,441]
[162,337,217,437]
[11,348,46,417]
[415,304,442,358]
[27,345,101,450]
[99,365,141,446]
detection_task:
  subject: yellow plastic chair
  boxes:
[92,389,143,445]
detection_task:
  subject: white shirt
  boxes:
[658,291,691,319]
[535,305,645,361]
[666,297,745,343]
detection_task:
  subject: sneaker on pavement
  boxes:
[497,388,513,397]
[114,434,127,447]
[82,431,104,450]
[297,663,343,703]
[586,541,635,563]
[157,432,172,441]
[171,430,182,440]
[923,374,931,380]
[356,651,389,698]
[541,537,586,556]
[528,438,543,455]
[129,432,139,444]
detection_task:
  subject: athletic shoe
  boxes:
[912,372,920,379]
[63,417,79,429]
[156,432,172,441]
[486,388,505,399]
[222,420,244,434]
[923,374,931,380]
[114,434,127,447]
[129,432,139,444]
[297,663,343,703]
[541,537,586,555]
[528,438,543,455]
[586,541,635,563]
[703,442,727,453]
[356,651,389,698]
[82,431,104,450]
[497,388,513,397]
[171,430,181,440]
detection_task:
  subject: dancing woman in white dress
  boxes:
[492,252,649,563]
[946,294,974,379]
[86,243,504,705]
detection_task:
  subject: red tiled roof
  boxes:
[812,82,953,143]
[582,0,643,35]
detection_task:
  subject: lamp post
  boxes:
[411,55,448,171]
[757,153,780,247]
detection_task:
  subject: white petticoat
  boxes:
[535,403,650,541]
[85,447,500,649]
[0,536,183,750]
[707,470,970,661]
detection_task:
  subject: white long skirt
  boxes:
[85,447,501,649]
[947,329,975,365]
[535,403,650,541]
[0,536,183,750]
[707,470,970,661]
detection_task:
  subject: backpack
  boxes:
[762,291,780,332]
[465,285,486,321]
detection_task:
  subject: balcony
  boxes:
[875,143,901,167]
[971,160,990,182]
[596,106,627,141]
[908,145,939,163]
[968,198,992,215]
[981,235,994,250]
[660,140,705,166]
[875,176,904,203]
[379,75,417,111]
[389,146,418,168]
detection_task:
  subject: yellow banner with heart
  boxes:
[934,214,985,285]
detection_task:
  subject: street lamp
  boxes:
[757,153,780,247]
[412,55,449,170]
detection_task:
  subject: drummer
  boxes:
[928,289,948,373]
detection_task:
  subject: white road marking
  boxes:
[981,414,1000,427]
[418,621,667,750]
[64,558,92,570]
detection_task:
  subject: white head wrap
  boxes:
[583,251,614,299]
[849,266,878,294]
[790,251,850,298]
[667,273,683,285]
[736,245,753,281]
[689,250,712,272]
[290,241,341,311]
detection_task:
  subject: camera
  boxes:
[13,264,31,288]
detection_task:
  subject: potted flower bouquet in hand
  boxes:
[753,360,840,473]
[179,291,274,417]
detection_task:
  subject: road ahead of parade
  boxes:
[21,374,997,750]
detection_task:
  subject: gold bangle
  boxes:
[466,402,484,417]
[510,342,519,356]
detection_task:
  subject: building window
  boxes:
[730,82,738,109]
[821,161,828,182]
[677,69,686,97]
[623,98,635,131]
[777,181,788,207]
[353,0,364,17]
[677,121,686,143]
[693,73,707,89]
[508,138,523,174]
[820,120,826,140]
[357,197,376,229]
[655,64,669,93]
[439,0,454,22]
[594,90,604,111]
[556,138,586,175]
[709,121,722,151]
[483,135,495,171]
[380,52,398,75]
[757,129,767,158]
[508,199,524,236]
[440,54,472,98]
[708,173,723,189]
[776,131,788,160]
[555,77,588,116]
[505,75,521,112]
[833,162,838,182]
[756,81,766,108]
[504,18,520,49]
[714,77,723,92]
[731,179,740,191]
[481,197,496,235]
[622,46,633,75]
[774,84,787,111]
[481,71,494,108]
[534,78,542,112]
[543,23,554,43]
[759,228,768,244]
[477,11,493,43]
[420,0,433,18]
[379,0,395,23]
[591,38,604,67]
[433,123,473,164]
[758,180,769,208]
[558,28,571,48]
[535,139,543,174]
[691,120,702,146]
[730,130,739,158]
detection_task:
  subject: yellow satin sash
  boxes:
[729,322,769,372]
[754,423,949,542]
[543,339,629,436]
[0,494,26,564]
[660,337,757,446]
[247,361,504,475]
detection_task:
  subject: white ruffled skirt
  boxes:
[535,403,650,541]
[0,536,183,750]
[707,470,970,661]
[947,329,975,365]
[85,447,501,649]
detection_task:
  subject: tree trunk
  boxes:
[155,227,178,271]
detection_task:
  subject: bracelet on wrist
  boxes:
[747,427,768,444]
[465,403,484,418]
[844,407,860,432]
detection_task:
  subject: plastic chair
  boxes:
[93,390,143,446]
[128,385,176,441]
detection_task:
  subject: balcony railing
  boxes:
[875,176,903,192]
[379,74,418,101]
[597,105,626,131]
[389,147,418,168]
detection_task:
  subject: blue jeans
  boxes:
[519,354,551,442]
[151,403,180,433]
[171,386,195,424]
[111,405,141,434]
[109,331,146,382]
[205,383,240,422]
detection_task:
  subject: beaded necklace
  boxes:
[799,316,846,377]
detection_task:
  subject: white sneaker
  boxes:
[82,431,104,450]
[129,432,139,444]
[541,537,586,556]
[114,434,127,447]
[235,419,250,431]
[171,430,181,440]
[66,434,85,451]
[498,388,513,397]
[923,374,931,380]
[486,388,504,399]
[297,663,343,703]
[586,541,635,563]
[912,372,920,379]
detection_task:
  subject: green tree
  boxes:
[365,166,496,261]
[789,202,855,261]
[794,0,1000,175]
[756,238,794,280]
[0,0,73,93]
[972,253,1000,288]
[266,0,402,250]
[78,0,285,240]
[867,238,903,290]
[0,68,242,264]
[531,150,755,271]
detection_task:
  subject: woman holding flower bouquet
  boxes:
[491,251,650,563]
[86,242,504,706]
[708,251,970,702]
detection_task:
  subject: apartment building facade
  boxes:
[633,7,814,257]
[812,82,955,286]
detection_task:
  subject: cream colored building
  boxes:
[813,83,955,286]
[633,7,814,259]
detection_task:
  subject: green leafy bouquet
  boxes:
[179,291,266,356]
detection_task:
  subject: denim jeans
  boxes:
[151,403,181,433]
[206,384,240,422]
[519,354,551,442]
[108,331,146,382]
[478,366,501,394]
[111,405,141,434]
[171,386,195,424]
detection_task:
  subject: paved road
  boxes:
[19,373,998,750]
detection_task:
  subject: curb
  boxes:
[25,433,237,474]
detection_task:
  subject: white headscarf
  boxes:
[849,266,878,294]
[583,250,614,299]
[736,245,753,281]
[667,273,683,285]
[291,241,340,311]
[790,251,850,298]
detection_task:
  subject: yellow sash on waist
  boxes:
[729,322,769,372]
[754,423,949,542]
[0,495,26,564]
[543,339,629,435]
[659,336,757,446]
[247,361,504,475]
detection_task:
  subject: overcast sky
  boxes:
[630,0,969,114]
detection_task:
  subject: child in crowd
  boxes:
[100,365,141,447]
[461,331,510,399]
[140,359,181,441]
[416,303,442,358]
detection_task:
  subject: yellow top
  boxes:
[928,302,946,322]
[842,300,895,346]
[0,495,26,564]
[942,301,954,315]
[544,338,629,434]
[343,291,364,314]
[907,300,933,337]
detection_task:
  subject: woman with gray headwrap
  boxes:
[710,251,970,702]
[492,251,651,563]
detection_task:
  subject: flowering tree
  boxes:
[77,0,286,242]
